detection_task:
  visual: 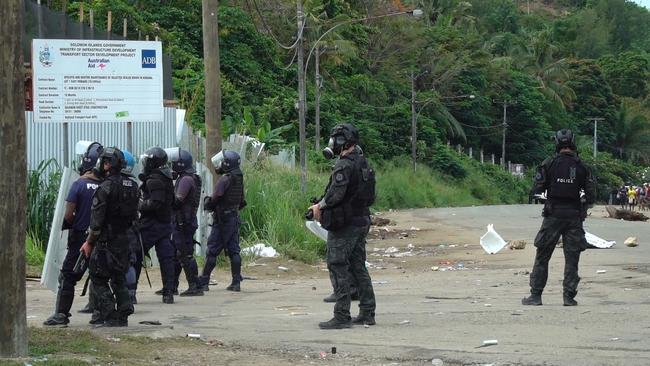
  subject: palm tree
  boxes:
[612,99,650,163]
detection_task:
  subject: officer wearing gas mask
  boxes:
[199,150,246,292]
[522,129,595,307]
[44,142,104,326]
[167,148,204,296]
[308,123,377,329]
[136,147,176,304]
[80,147,140,327]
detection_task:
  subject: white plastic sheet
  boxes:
[305,221,328,242]
[585,232,616,249]
[41,167,78,292]
[480,224,508,254]
[241,243,279,258]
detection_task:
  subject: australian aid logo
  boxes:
[141,49,156,68]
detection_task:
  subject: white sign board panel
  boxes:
[32,39,163,123]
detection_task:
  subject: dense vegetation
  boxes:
[28,0,650,261]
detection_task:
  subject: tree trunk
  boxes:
[202,0,222,180]
[0,0,28,357]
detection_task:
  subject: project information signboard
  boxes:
[32,39,163,123]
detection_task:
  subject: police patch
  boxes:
[335,173,345,182]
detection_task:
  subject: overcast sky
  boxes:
[631,0,650,9]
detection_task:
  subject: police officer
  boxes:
[309,124,377,329]
[136,147,176,304]
[44,142,103,326]
[120,150,142,305]
[199,150,246,292]
[168,148,204,296]
[522,129,595,306]
[80,147,140,327]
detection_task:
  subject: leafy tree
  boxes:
[598,51,650,99]
[611,99,650,163]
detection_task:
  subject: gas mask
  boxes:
[322,135,347,160]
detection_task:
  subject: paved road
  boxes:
[27,205,650,365]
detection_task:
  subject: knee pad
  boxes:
[229,253,241,266]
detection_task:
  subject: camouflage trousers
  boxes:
[326,225,376,321]
[529,216,588,299]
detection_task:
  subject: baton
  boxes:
[136,227,152,288]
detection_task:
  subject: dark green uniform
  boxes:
[319,149,376,323]
[528,151,595,302]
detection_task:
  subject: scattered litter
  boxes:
[431,266,440,271]
[319,351,327,359]
[331,347,337,354]
[278,266,289,271]
[26,315,37,319]
[384,246,399,254]
[139,320,162,325]
[410,226,420,231]
[507,240,527,250]
[625,237,638,247]
[248,263,268,267]
[448,244,456,248]
[407,243,414,249]
[597,269,607,274]
[241,243,279,257]
[290,312,309,316]
[624,288,632,291]
[186,333,201,339]
[398,320,410,325]
[106,337,121,342]
[480,224,507,254]
[364,324,370,328]
[484,303,492,307]
[610,337,620,341]
[373,280,389,285]
[431,358,444,366]
[482,339,498,347]
[586,232,616,248]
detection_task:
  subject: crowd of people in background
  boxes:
[613,183,650,211]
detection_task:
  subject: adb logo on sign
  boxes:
[141,49,156,68]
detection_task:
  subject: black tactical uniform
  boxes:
[86,148,140,326]
[523,129,595,306]
[316,124,377,329]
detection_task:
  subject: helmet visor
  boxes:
[211,151,225,170]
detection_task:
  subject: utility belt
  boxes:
[543,199,581,219]
[211,208,239,225]
[321,203,370,231]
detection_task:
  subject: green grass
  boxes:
[27,159,62,246]
[26,231,45,267]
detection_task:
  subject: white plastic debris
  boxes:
[278,266,289,271]
[385,246,399,254]
[482,339,498,346]
[431,358,444,366]
[585,232,616,248]
[187,333,201,339]
[398,320,410,325]
[596,269,607,274]
[305,221,328,241]
[480,224,507,254]
[624,237,638,247]
[241,243,279,258]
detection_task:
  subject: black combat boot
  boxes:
[563,295,578,306]
[323,289,359,303]
[88,310,104,325]
[44,291,74,326]
[155,288,178,296]
[162,290,174,304]
[180,283,204,297]
[323,293,336,303]
[352,311,376,326]
[318,317,352,329]
[522,293,543,306]
[226,281,240,292]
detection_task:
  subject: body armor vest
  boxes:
[547,154,583,207]
[218,172,244,213]
[106,174,139,228]
[343,152,375,217]
[175,173,202,222]
[141,171,174,222]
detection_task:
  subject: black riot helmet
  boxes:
[323,123,359,159]
[95,147,125,175]
[79,141,104,174]
[171,148,195,174]
[211,150,241,174]
[554,129,576,152]
[140,147,168,175]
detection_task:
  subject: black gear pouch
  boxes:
[320,206,346,231]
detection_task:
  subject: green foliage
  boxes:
[26,231,45,267]
[27,159,62,246]
[598,51,650,99]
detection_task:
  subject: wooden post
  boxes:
[123,18,127,38]
[468,147,473,159]
[78,3,84,39]
[491,154,495,164]
[480,148,484,163]
[0,0,28,357]
[107,11,112,39]
[202,0,222,181]
[89,9,94,39]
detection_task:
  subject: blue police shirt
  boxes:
[65,177,100,231]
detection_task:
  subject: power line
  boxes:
[250,0,305,50]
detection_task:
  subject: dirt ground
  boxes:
[20,205,650,366]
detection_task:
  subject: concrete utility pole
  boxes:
[314,46,321,150]
[202,0,222,180]
[296,0,307,193]
[587,117,604,158]
[494,100,513,169]
[0,0,28,357]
